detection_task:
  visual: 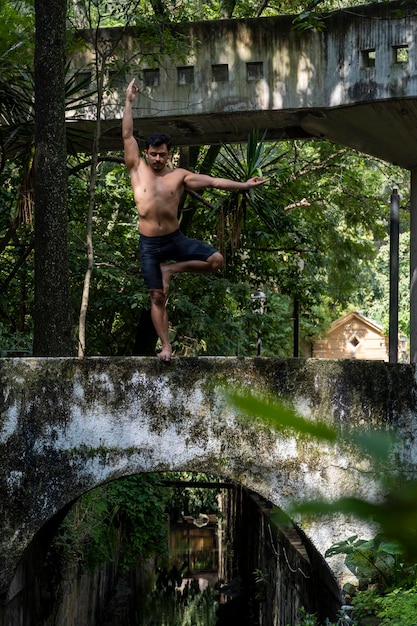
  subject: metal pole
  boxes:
[293,297,300,357]
[410,170,417,363]
[293,258,304,358]
[257,330,262,357]
[251,290,266,357]
[389,188,400,363]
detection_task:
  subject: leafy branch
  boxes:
[228,389,417,560]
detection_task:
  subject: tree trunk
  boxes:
[133,309,158,356]
[78,70,102,358]
[33,0,74,356]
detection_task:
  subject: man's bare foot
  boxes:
[157,344,172,362]
[160,263,174,296]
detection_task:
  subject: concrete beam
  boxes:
[58,0,417,168]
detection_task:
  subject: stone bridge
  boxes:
[1,356,417,600]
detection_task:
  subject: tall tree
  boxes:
[33,0,74,355]
[74,0,143,357]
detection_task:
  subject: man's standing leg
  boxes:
[149,289,172,361]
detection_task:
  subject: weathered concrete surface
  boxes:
[1,356,417,598]
[64,0,417,168]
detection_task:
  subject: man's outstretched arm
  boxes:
[183,172,268,191]
[122,78,141,171]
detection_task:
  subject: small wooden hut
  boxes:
[312,311,388,360]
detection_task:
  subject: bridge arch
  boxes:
[4,467,342,624]
[1,356,417,598]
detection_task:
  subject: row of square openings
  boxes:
[362,44,409,68]
[75,45,409,88]
[72,64,261,90]
[143,62,264,87]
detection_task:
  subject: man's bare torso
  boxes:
[130,160,186,237]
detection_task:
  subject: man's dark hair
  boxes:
[145,133,172,150]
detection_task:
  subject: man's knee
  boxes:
[208,252,224,270]
[149,289,166,307]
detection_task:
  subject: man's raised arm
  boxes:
[122,78,140,170]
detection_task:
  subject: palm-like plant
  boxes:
[0,55,33,173]
[213,129,290,262]
[1,61,96,229]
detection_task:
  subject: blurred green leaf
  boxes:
[228,390,337,442]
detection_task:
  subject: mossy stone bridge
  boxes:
[1,356,417,601]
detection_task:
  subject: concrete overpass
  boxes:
[71,0,417,169]
[1,356,417,602]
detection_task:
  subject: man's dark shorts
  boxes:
[140,229,218,290]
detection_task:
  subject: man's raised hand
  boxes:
[126,78,139,102]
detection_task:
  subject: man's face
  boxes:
[145,144,170,171]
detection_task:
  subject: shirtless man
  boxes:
[123,77,267,361]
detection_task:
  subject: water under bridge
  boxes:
[1,356,417,607]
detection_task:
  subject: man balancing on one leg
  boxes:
[123,77,268,362]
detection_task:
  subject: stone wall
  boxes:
[219,486,342,625]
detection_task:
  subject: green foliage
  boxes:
[361,231,411,337]
[110,474,170,570]
[325,534,413,587]
[177,138,394,357]
[287,605,357,625]
[0,322,32,356]
[67,159,145,355]
[292,11,327,32]
[0,123,409,358]
[230,389,337,441]
[374,586,417,626]
[294,606,320,625]
[353,583,417,626]
[140,583,219,626]
[53,474,170,573]
[253,568,268,601]
[164,472,222,520]
[214,129,288,235]
[327,531,417,626]
[0,3,34,166]
[52,471,223,577]
[0,2,34,66]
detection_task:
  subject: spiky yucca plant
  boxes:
[213,129,288,263]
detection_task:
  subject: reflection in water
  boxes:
[138,581,219,626]
[137,516,221,625]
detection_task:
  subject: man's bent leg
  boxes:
[160,252,224,295]
[149,289,172,361]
